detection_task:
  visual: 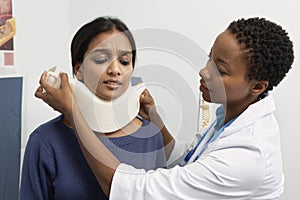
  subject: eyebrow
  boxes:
[89,49,110,55]
[210,49,229,66]
[216,57,229,66]
[118,50,133,56]
[90,48,132,56]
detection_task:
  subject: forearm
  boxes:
[71,103,120,197]
[76,135,118,197]
[150,112,175,160]
[139,89,175,159]
[35,72,120,196]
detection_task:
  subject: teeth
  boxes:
[107,81,119,85]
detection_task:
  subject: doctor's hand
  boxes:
[140,89,173,155]
[139,89,156,121]
[35,71,74,121]
[139,89,165,130]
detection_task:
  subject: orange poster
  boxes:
[0,0,15,51]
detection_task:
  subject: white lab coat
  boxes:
[110,95,284,200]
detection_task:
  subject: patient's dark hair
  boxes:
[71,16,136,74]
[228,17,294,95]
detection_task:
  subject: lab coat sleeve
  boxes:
[166,132,203,167]
[109,142,265,200]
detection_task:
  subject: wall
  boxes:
[14,0,72,167]
[14,0,300,199]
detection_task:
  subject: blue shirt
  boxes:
[19,115,166,200]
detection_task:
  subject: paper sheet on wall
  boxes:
[0,0,16,75]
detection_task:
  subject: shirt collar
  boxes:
[213,94,275,131]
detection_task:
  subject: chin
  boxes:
[95,94,111,101]
[105,92,123,100]
[202,94,211,103]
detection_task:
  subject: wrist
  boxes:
[150,111,164,129]
[63,101,77,126]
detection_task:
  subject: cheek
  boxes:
[85,68,108,90]
[210,77,250,103]
[225,81,251,100]
[123,68,133,83]
[122,74,132,90]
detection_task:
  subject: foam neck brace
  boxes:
[69,79,145,133]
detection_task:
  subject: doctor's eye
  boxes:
[216,66,226,75]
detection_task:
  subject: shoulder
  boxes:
[28,115,72,145]
[206,116,281,186]
[33,114,63,130]
[201,136,266,191]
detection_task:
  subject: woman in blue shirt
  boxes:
[19,16,166,200]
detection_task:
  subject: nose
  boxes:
[107,59,121,76]
[199,66,211,80]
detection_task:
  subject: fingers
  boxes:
[38,71,46,85]
[36,71,57,100]
[141,89,150,96]
[59,72,70,88]
[140,89,154,105]
[140,89,150,101]
[34,86,44,99]
[39,71,53,92]
[140,91,146,101]
[35,71,74,116]
[34,85,52,103]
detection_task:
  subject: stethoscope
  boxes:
[183,116,237,164]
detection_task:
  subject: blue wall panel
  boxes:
[0,77,22,200]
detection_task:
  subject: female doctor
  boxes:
[35,17,294,199]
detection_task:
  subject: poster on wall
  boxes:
[0,0,16,75]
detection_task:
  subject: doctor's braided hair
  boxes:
[227,17,294,95]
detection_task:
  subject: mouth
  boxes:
[199,80,209,92]
[103,80,122,89]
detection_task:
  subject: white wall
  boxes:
[15,0,300,199]
[14,0,72,171]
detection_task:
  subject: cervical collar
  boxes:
[69,79,145,133]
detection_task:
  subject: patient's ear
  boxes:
[250,80,269,96]
[74,64,83,81]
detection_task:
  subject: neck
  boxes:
[63,116,143,137]
[97,117,143,138]
[223,97,259,124]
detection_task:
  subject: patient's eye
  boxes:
[119,59,131,66]
[94,55,109,65]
